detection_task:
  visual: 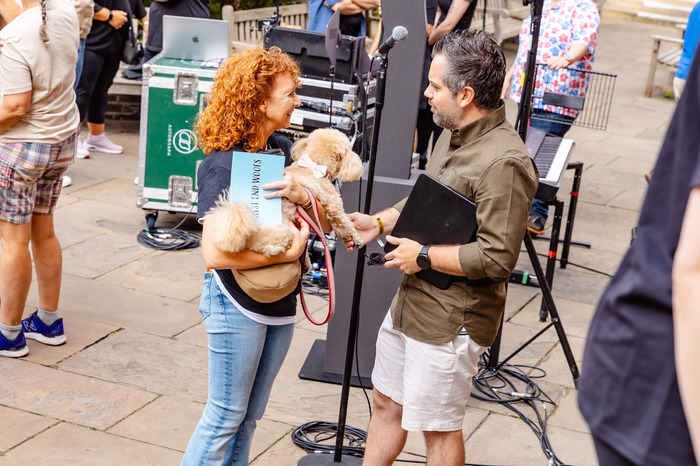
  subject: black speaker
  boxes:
[263,26,365,83]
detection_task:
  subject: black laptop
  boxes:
[385,174,478,289]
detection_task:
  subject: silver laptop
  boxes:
[162,16,230,61]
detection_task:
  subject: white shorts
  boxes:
[371,311,486,432]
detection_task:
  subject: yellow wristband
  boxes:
[373,214,384,235]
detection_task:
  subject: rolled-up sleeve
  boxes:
[458,155,538,280]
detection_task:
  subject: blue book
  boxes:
[229,151,285,225]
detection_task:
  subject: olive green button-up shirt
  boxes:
[390,104,539,347]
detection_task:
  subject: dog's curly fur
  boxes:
[204,128,364,257]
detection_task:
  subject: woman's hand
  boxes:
[263,172,310,206]
[108,9,128,29]
[545,55,570,71]
[282,219,310,261]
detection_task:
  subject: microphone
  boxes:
[372,26,408,59]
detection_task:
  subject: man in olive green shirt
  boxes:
[344,30,538,465]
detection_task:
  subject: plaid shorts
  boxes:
[0,132,77,224]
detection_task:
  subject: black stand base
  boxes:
[298,339,373,388]
[298,453,363,465]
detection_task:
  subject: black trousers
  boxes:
[75,48,122,125]
[415,107,441,169]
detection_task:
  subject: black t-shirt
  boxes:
[578,52,700,464]
[196,133,297,316]
[437,0,478,33]
[145,0,210,54]
[87,0,147,55]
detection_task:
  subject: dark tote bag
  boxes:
[121,1,143,65]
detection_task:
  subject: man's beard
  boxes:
[431,98,461,130]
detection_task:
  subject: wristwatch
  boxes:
[416,245,431,270]
[108,10,113,21]
[563,52,575,65]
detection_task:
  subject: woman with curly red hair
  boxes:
[181,47,331,465]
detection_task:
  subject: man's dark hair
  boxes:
[432,29,505,111]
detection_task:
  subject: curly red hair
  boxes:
[197,47,301,154]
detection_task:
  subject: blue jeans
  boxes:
[74,39,86,91]
[181,273,295,465]
[529,110,575,220]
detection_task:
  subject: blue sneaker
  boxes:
[21,311,67,346]
[0,331,28,358]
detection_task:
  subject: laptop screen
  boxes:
[162,16,230,61]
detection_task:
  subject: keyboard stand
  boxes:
[510,161,591,321]
[536,162,591,268]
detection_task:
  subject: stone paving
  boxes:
[0,15,683,466]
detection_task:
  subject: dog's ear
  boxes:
[337,147,364,181]
[291,138,309,162]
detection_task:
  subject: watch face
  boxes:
[416,251,431,270]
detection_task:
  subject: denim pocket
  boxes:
[198,272,213,321]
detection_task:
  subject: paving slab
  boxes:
[107,395,203,452]
[53,223,102,249]
[548,389,590,434]
[23,315,119,366]
[58,329,208,403]
[26,275,201,337]
[0,359,156,430]
[97,248,205,302]
[62,233,153,279]
[55,199,145,237]
[0,405,57,453]
[2,422,182,465]
[512,295,596,339]
[175,322,207,347]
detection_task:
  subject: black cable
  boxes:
[471,353,571,466]
[291,421,366,457]
[136,207,201,250]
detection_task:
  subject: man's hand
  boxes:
[342,212,380,251]
[382,235,421,274]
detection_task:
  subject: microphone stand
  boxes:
[297,50,390,466]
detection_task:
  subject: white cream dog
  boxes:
[204,128,364,257]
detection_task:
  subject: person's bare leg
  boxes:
[424,430,464,466]
[30,214,62,312]
[0,220,32,325]
[363,389,407,466]
[86,121,105,137]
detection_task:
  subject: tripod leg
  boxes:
[486,302,505,370]
[524,233,581,385]
[561,162,584,269]
[539,200,564,321]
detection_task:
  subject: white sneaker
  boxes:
[76,136,90,159]
[62,175,72,187]
[85,132,123,154]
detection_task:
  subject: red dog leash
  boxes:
[296,188,335,325]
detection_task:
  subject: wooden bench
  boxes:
[221,4,308,53]
[645,34,684,97]
[471,0,525,44]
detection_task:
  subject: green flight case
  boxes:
[136,55,219,228]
